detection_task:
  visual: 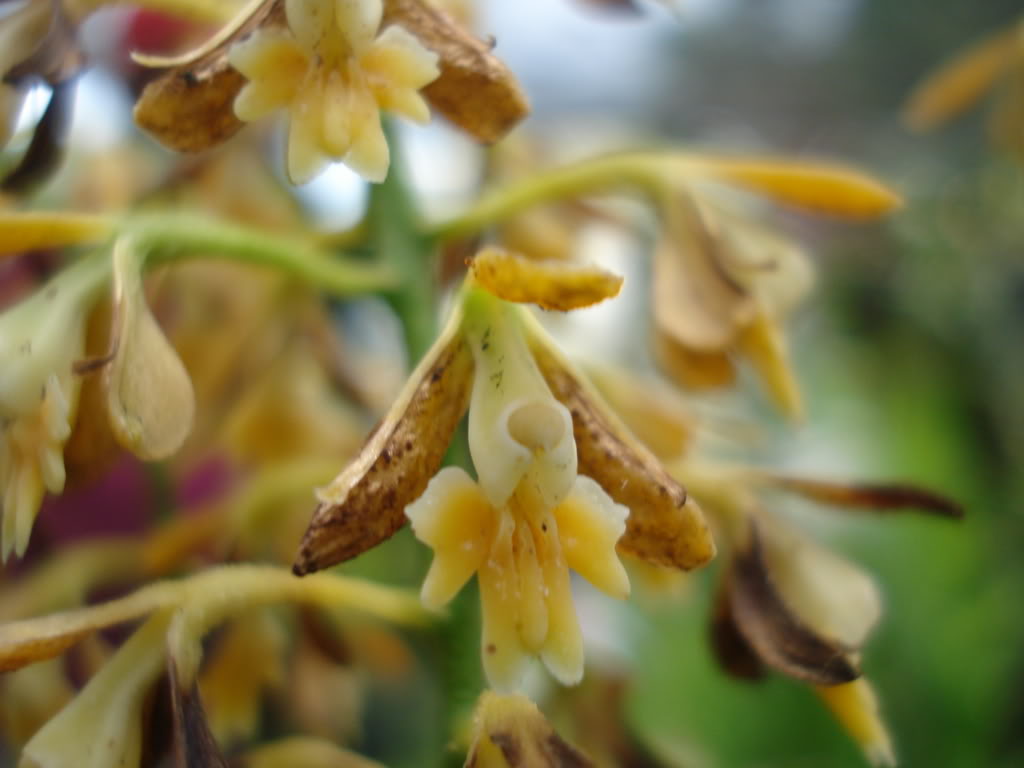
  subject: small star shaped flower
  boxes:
[229,0,441,183]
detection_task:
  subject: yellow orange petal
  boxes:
[816,679,896,767]
[680,155,903,219]
[555,476,630,599]
[0,212,112,256]
[479,510,530,691]
[903,23,1020,132]
[406,467,494,610]
[736,310,803,422]
[470,246,623,311]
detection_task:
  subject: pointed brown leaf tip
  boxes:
[383,0,529,143]
[728,524,860,686]
[293,330,474,576]
[168,660,230,768]
[764,475,965,519]
[528,337,715,571]
[133,0,284,153]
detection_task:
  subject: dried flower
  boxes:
[673,458,961,766]
[464,690,594,768]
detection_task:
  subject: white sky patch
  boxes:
[68,70,132,151]
[292,161,368,230]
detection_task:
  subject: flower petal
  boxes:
[760,515,882,649]
[675,155,903,219]
[406,467,494,610]
[381,0,528,143]
[526,320,716,571]
[22,612,172,768]
[479,510,530,691]
[816,679,896,767]
[286,0,337,50]
[554,476,630,599]
[903,23,1018,132]
[105,237,196,461]
[727,522,861,685]
[537,537,583,686]
[362,24,440,89]
[470,247,623,311]
[335,0,383,49]
[463,289,576,509]
[344,99,390,182]
[287,86,333,184]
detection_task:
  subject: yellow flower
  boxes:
[229,0,440,183]
[293,254,715,688]
[408,289,630,689]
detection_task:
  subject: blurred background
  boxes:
[3,0,1023,766]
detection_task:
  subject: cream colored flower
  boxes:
[229,0,440,183]
[407,289,630,690]
[0,256,106,560]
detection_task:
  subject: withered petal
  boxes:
[133,0,284,153]
[169,660,230,768]
[709,580,766,681]
[1,78,76,195]
[728,523,861,686]
[293,320,474,575]
[382,0,529,144]
[653,331,736,391]
[527,325,715,571]
[652,191,754,353]
[752,474,965,519]
[465,692,594,768]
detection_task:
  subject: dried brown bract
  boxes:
[293,317,473,575]
[724,522,860,686]
[133,0,285,153]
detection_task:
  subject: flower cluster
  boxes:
[0,1,973,767]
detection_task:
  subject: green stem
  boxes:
[122,214,397,297]
[367,134,437,363]
[428,153,661,242]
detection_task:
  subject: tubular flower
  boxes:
[0,255,107,560]
[228,0,440,183]
[293,250,715,689]
[407,288,630,689]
